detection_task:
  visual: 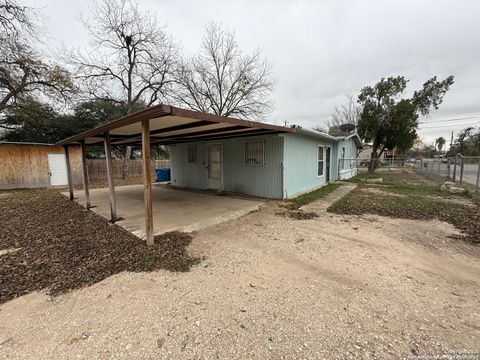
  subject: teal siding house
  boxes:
[169,126,362,199]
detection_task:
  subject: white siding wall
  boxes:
[169,134,284,199]
[281,133,336,199]
[336,138,358,180]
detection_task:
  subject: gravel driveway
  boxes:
[1,194,479,359]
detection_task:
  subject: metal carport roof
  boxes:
[57,104,294,146]
[57,104,295,247]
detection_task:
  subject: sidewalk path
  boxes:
[300,182,357,213]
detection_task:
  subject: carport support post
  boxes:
[63,145,74,200]
[142,119,154,246]
[104,132,117,222]
[80,140,91,209]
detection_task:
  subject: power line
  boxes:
[420,116,480,124]
[419,122,479,129]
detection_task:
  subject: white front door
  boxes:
[47,153,68,186]
[206,144,222,190]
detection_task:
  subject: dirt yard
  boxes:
[0,185,479,359]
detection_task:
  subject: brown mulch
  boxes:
[0,189,200,304]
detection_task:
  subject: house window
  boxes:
[341,147,346,170]
[245,140,265,165]
[317,146,324,176]
[187,144,196,163]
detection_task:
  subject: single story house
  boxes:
[57,104,362,244]
[170,127,362,199]
[0,142,82,189]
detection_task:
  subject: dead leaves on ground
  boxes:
[0,189,200,304]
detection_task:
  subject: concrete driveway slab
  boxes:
[63,185,263,238]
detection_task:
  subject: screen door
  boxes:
[207,144,222,190]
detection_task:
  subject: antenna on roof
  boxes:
[339,123,355,134]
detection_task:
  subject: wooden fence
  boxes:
[87,159,170,180]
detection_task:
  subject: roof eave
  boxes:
[290,126,338,141]
[56,104,294,146]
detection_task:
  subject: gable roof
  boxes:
[335,133,363,148]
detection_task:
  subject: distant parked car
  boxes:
[360,159,370,167]
[360,159,389,167]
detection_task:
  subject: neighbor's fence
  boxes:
[414,156,480,194]
[339,157,418,180]
[356,158,417,173]
[86,159,170,180]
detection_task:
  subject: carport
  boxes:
[57,104,293,245]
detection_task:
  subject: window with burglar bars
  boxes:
[341,147,346,170]
[318,146,324,176]
[187,144,196,163]
[245,140,265,165]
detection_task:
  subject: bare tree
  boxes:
[325,94,360,135]
[0,0,73,121]
[173,22,274,119]
[0,0,32,36]
[70,0,178,178]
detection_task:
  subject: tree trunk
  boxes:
[123,146,132,180]
[368,145,378,174]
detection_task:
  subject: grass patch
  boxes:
[288,210,318,220]
[352,172,472,197]
[383,183,460,197]
[352,169,438,186]
[328,183,480,244]
[290,183,342,209]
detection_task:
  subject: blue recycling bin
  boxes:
[155,167,171,182]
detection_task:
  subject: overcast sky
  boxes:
[26,0,480,146]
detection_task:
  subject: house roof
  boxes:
[289,126,363,148]
[335,133,363,148]
[290,126,339,142]
[57,104,295,146]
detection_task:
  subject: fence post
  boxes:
[476,158,480,194]
[459,156,464,185]
[453,155,457,182]
[437,160,441,175]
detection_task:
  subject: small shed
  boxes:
[0,142,82,190]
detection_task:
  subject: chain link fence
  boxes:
[350,156,480,194]
[356,158,418,174]
[414,156,480,194]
